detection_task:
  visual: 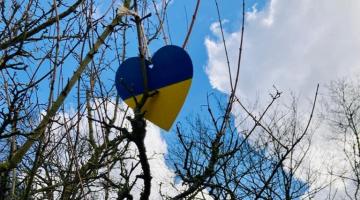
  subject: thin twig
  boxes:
[182,0,200,49]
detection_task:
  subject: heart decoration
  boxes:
[115,45,193,130]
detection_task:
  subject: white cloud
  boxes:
[205,0,360,199]
[206,0,360,99]
[143,122,179,199]
[90,101,181,199]
[33,99,183,199]
[40,99,212,199]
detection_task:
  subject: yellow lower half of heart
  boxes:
[124,79,192,131]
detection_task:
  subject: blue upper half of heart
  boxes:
[115,45,193,100]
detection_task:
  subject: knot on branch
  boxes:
[127,115,146,144]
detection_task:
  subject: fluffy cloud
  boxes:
[205,0,360,199]
[90,102,180,199]
[206,0,360,99]
[44,99,212,199]
[36,100,180,199]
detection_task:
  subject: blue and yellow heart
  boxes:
[115,45,193,130]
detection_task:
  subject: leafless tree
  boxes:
[0,0,327,199]
[165,0,322,199]
[167,85,321,200]
[0,0,177,199]
[324,79,360,200]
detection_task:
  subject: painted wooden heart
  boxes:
[115,45,193,130]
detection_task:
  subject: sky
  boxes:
[135,0,360,199]
[158,0,268,144]
[43,0,360,198]
[203,0,360,199]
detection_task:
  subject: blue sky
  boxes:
[11,0,360,198]
[75,1,360,199]
[44,0,267,131]
[162,0,267,129]
[26,0,266,130]
[155,0,269,148]
[155,1,360,199]
[202,1,360,199]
